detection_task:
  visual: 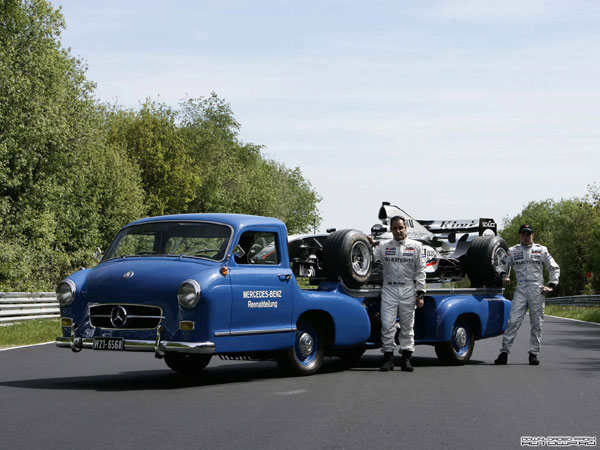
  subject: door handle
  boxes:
[278,273,291,281]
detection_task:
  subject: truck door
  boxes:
[229,229,294,339]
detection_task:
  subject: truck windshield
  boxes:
[103,221,232,262]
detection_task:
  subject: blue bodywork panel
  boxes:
[414,292,510,343]
[58,213,510,358]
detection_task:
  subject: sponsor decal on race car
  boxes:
[439,220,479,229]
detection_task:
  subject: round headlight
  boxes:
[56,279,76,306]
[178,279,201,309]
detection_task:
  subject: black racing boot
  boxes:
[494,352,508,365]
[529,353,540,365]
[400,350,414,372]
[380,352,394,372]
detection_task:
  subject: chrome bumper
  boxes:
[55,336,215,355]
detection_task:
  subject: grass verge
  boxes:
[0,318,61,349]
[545,306,600,324]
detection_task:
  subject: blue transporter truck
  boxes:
[55,213,511,375]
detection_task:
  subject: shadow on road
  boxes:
[0,352,490,392]
[0,360,288,391]
[347,354,486,371]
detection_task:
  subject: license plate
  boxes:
[92,337,124,351]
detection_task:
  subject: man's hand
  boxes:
[416,295,424,308]
[540,286,553,295]
[502,276,511,286]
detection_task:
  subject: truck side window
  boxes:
[235,231,279,265]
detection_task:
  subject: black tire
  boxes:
[322,229,372,288]
[434,318,474,365]
[465,236,509,288]
[277,322,324,376]
[164,353,212,375]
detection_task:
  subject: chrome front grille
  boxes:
[89,303,164,330]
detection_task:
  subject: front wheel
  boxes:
[277,323,324,376]
[434,319,474,365]
[164,353,212,375]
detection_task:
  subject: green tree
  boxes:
[500,188,600,296]
[0,0,145,290]
[178,94,321,233]
[104,102,200,216]
[0,1,321,291]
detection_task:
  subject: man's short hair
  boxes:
[390,215,405,227]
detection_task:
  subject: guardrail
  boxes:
[546,295,600,307]
[0,292,59,324]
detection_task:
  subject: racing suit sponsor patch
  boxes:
[385,257,413,263]
[514,252,524,260]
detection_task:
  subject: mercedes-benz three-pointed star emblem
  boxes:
[110,306,127,328]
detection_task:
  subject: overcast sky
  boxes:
[54,0,600,233]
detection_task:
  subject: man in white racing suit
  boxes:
[495,224,560,366]
[371,216,426,372]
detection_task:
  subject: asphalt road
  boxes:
[1,316,598,450]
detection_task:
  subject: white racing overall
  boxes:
[499,243,560,355]
[374,238,426,353]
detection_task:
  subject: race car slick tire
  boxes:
[434,318,474,365]
[164,353,212,375]
[465,236,509,288]
[322,229,372,288]
[277,322,324,376]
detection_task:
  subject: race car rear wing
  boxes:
[377,202,497,242]
[419,218,497,237]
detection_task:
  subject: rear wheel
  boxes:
[434,319,474,365]
[322,229,372,288]
[277,322,324,375]
[465,236,508,288]
[164,353,212,375]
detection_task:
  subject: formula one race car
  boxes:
[288,202,509,289]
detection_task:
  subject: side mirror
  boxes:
[371,224,387,235]
[93,247,104,261]
[232,244,246,260]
